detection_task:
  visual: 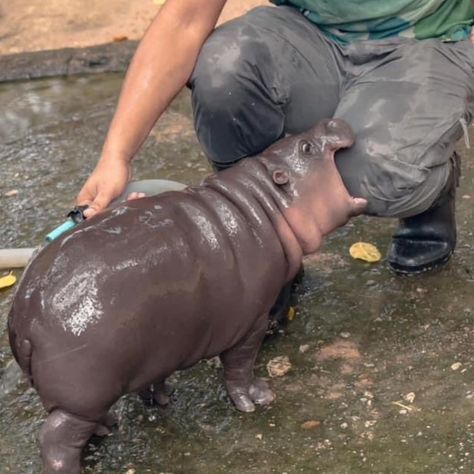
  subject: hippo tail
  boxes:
[7,311,34,386]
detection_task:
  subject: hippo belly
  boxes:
[11,189,285,419]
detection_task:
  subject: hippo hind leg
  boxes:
[220,314,275,413]
[39,409,101,474]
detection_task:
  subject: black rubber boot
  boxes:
[387,152,460,275]
[266,267,304,336]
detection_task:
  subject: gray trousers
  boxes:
[189,6,474,218]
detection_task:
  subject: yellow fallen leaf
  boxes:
[0,272,16,289]
[349,242,381,263]
[287,306,296,321]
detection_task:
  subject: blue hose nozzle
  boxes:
[45,205,88,243]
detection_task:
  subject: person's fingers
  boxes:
[127,192,146,201]
[471,26,474,44]
[76,159,131,218]
[84,191,111,218]
[127,192,139,200]
[82,206,97,218]
[76,185,94,207]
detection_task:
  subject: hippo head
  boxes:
[259,119,367,254]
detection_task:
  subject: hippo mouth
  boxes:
[322,119,367,216]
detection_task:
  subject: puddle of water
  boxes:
[0,75,473,473]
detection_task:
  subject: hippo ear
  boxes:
[272,169,289,185]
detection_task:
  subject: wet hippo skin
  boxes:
[8,118,366,474]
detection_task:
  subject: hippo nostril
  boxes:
[327,118,349,131]
[325,118,355,146]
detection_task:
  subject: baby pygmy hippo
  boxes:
[9,118,366,473]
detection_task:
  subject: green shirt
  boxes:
[271,0,474,43]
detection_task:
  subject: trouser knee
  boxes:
[336,143,452,218]
[189,9,286,169]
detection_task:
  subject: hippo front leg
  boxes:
[220,315,275,413]
[139,380,174,407]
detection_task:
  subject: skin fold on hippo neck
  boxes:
[202,158,306,282]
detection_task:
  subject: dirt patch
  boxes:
[0,0,266,55]
[315,340,362,362]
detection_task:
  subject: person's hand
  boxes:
[471,25,474,44]
[77,157,132,219]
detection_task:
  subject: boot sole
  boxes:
[388,250,454,276]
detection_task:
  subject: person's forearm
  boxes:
[101,0,226,163]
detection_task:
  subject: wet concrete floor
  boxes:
[0,75,473,473]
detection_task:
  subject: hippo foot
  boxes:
[93,412,118,437]
[249,378,275,406]
[227,378,275,413]
[139,381,174,407]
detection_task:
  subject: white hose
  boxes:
[0,248,36,269]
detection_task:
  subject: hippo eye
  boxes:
[299,141,313,155]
